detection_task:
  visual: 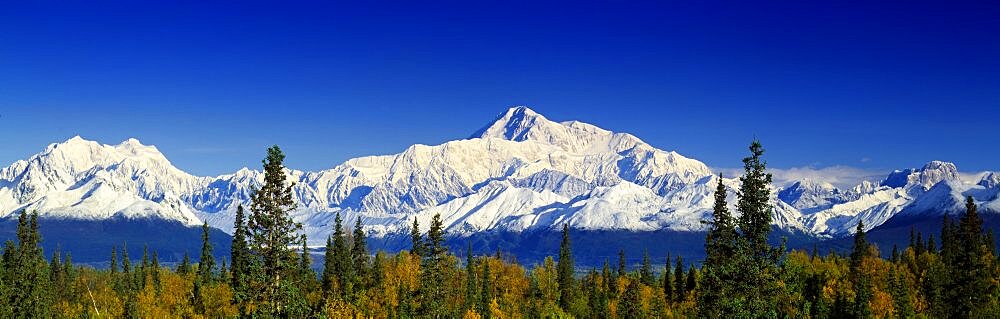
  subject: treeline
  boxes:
[0,143,997,318]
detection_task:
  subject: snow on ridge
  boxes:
[1,109,997,244]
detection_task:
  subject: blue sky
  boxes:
[1,1,997,176]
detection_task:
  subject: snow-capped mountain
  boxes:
[797,161,1000,237]
[0,107,996,248]
[0,137,202,225]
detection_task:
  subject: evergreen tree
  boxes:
[299,235,312,287]
[733,140,783,315]
[465,244,477,311]
[940,214,958,271]
[948,196,992,316]
[909,227,916,250]
[674,256,685,302]
[849,221,868,272]
[888,266,914,318]
[556,223,575,311]
[49,248,63,297]
[480,256,492,319]
[639,250,653,286]
[219,259,229,284]
[321,234,336,294]
[351,217,369,290]
[110,247,118,274]
[685,266,697,293]
[246,146,303,315]
[139,245,150,286]
[850,221,872,318]
[926,234,936,254]
[420,213,448,317]
[663,254,673,303]
[699,175,740,317]
[616,249,626,278]
[805,271,828,318]
[619,276,644,318]
[410,217,424,257]
[915,232,925,256]
[331,212,353,300]
[229,204,250,313]
[178,252,191,275]
[372,251,386,288]
[6,211,51,317]
[151,251,161,293]
[122,242,131,276]
[198,222,215,284]
[601,259,614,308]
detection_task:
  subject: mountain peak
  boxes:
[471,106,549,141]
[882,160,960,189]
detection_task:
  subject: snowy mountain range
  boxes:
[1,107,998,251]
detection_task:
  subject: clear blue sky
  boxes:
[1,1,997,176]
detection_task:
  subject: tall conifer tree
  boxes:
[639,250,653,286]
[733,140,783,315]
[229,204,250,313]
[556,223,575,311]
[246,146,302,315]
[410,218,424,257]
[198,222,215,284]
[351,217,369,289]
[699,175,739,317]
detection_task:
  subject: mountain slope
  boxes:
[0,107,996,258]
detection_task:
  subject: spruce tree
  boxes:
[420,213,448,317]
[480,256,492,319]
[351,217,369,290]
[7,211,51,317]
[888,266,914,318]
[620,276,644,318]
[122,242,131,277]
[915,232,924,256]
[178,252,191,275]
[663,254,673,303]
[140,245,150,286]
[465,244,477,312]
[331,212,353,299]
[556,223,575,311]
[639,250,653,286]
[733,140,782,315]
[299,236,313,289]
[151,251,161,293]
[246,146,303,315]
[685,266,697,293]
[699,175,739,317]
[322,234,336,294]
[602,259,614,305]
[926,234,936,254]
[371,251,385,288]
[849,221,868,272]
[850,221,872,318]
[948,196,992,316]
[229,204,250,313]
[616,250,626,278]
[198,222,215,284]
[410,217,424,257]
[673,256,685,302]
[110,247,118,274]
[50,248,63,299]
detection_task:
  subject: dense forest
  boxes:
[0,142,997,318]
